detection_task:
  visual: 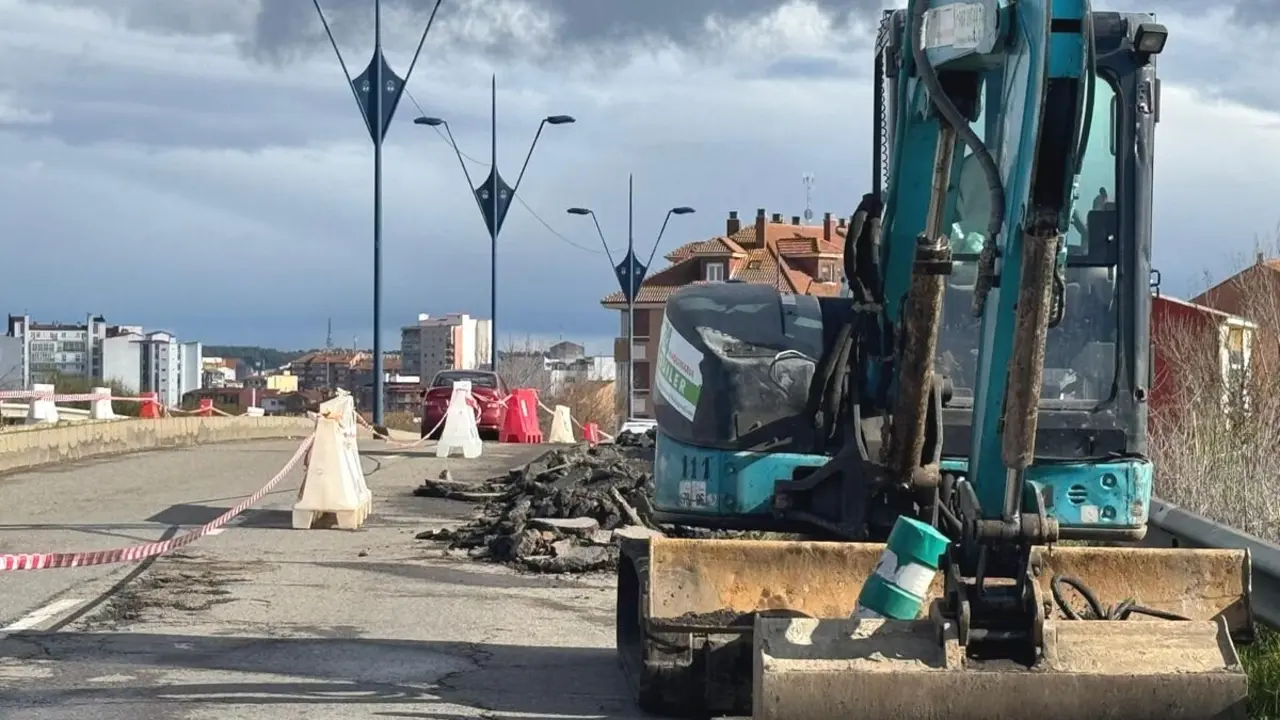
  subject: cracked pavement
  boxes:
[0,438,645,719]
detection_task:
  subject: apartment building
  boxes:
[354,354,414,410]
[548,355,616,395]
[6,314,110,386]
[290,350,367,393]
[244,372,299,393]
[0,336,20,390]
[141,332,202,408]
[201,357,239,388]
[600,208,847,419]
[182,387,318,416]
[101,330,143,392]
[6,315,203,403]
[99,330,202,405]
[547,341,585,361]
[401,313,492,383]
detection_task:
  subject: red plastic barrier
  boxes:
[499,388,543,444]
[583,422,601,446]
[140,391,161,419]
[197,398,214,417]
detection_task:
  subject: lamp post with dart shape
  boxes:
[569,178,694,420]
[311,0,441,428]
[415,77,574,372]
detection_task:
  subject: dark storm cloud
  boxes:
[31,0,887,64]
[259,0,883,56]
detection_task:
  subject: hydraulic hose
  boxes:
[908,0,1005,249]
[1051,573,1190,621]
[1076,6,1097,175]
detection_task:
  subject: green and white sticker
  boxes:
[656,314,703,421]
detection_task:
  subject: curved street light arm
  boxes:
[401,0,443,88]
[588,211,618,269]
[437,122,483,216]
[510,119,548,200]
[645,209,676,272]
[312,0,370,138]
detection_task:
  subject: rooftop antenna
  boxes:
[326,318,333,349]
[802,172,816,224]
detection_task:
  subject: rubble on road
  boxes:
[415,443,657,573]
[413,433,783,574]
[614,426,656,448]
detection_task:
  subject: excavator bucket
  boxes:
[628,537,1251,719]
[754,615,1245,719]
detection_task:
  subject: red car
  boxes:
[420,369,510,440]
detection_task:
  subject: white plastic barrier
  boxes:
[437,380,482,459]
[293,391,372,530]
[547,404,575,444]
[25,383,59,425]
[90,387,116,420]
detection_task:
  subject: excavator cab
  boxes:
[937,40,1130,470]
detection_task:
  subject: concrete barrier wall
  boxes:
[0,416,316,476]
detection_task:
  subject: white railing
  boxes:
[0,402,91,420]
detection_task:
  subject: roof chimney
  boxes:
[838,217,846,229]
[755,208,766,247]
[771,212,783,223]
[823,212,833,243]
[726,210,740,236]
[1258,251,1266,265]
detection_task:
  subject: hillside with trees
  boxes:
[203,346,316,372]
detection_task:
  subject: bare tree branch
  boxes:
[495,337,622,433]
[1154,223,1280,541]
[498,336,554,398]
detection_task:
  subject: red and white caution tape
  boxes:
[354,412,440,450]
[357,388,493,449]
[0,434,315,572]
[536,399,615,440]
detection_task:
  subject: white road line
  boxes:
[2,598,85,632]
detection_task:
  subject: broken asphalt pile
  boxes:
[414,427,744,573]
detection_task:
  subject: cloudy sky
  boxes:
[2,0,1279,353]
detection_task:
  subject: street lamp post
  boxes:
[311,0,442,428]
[568,176,694,420]
[415,77,574,372]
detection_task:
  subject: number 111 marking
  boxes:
[682,455,710,480]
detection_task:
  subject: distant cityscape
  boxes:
[1,208,854,424]
[0,310,615,418]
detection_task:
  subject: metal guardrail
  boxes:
[1146,497,1280,629]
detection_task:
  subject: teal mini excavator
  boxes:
[615,2,1254,718]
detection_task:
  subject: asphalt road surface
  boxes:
[0,437,645,719]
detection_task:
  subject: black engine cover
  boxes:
[651,282,853,453]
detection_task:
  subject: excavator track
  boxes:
[617,534,753,717]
